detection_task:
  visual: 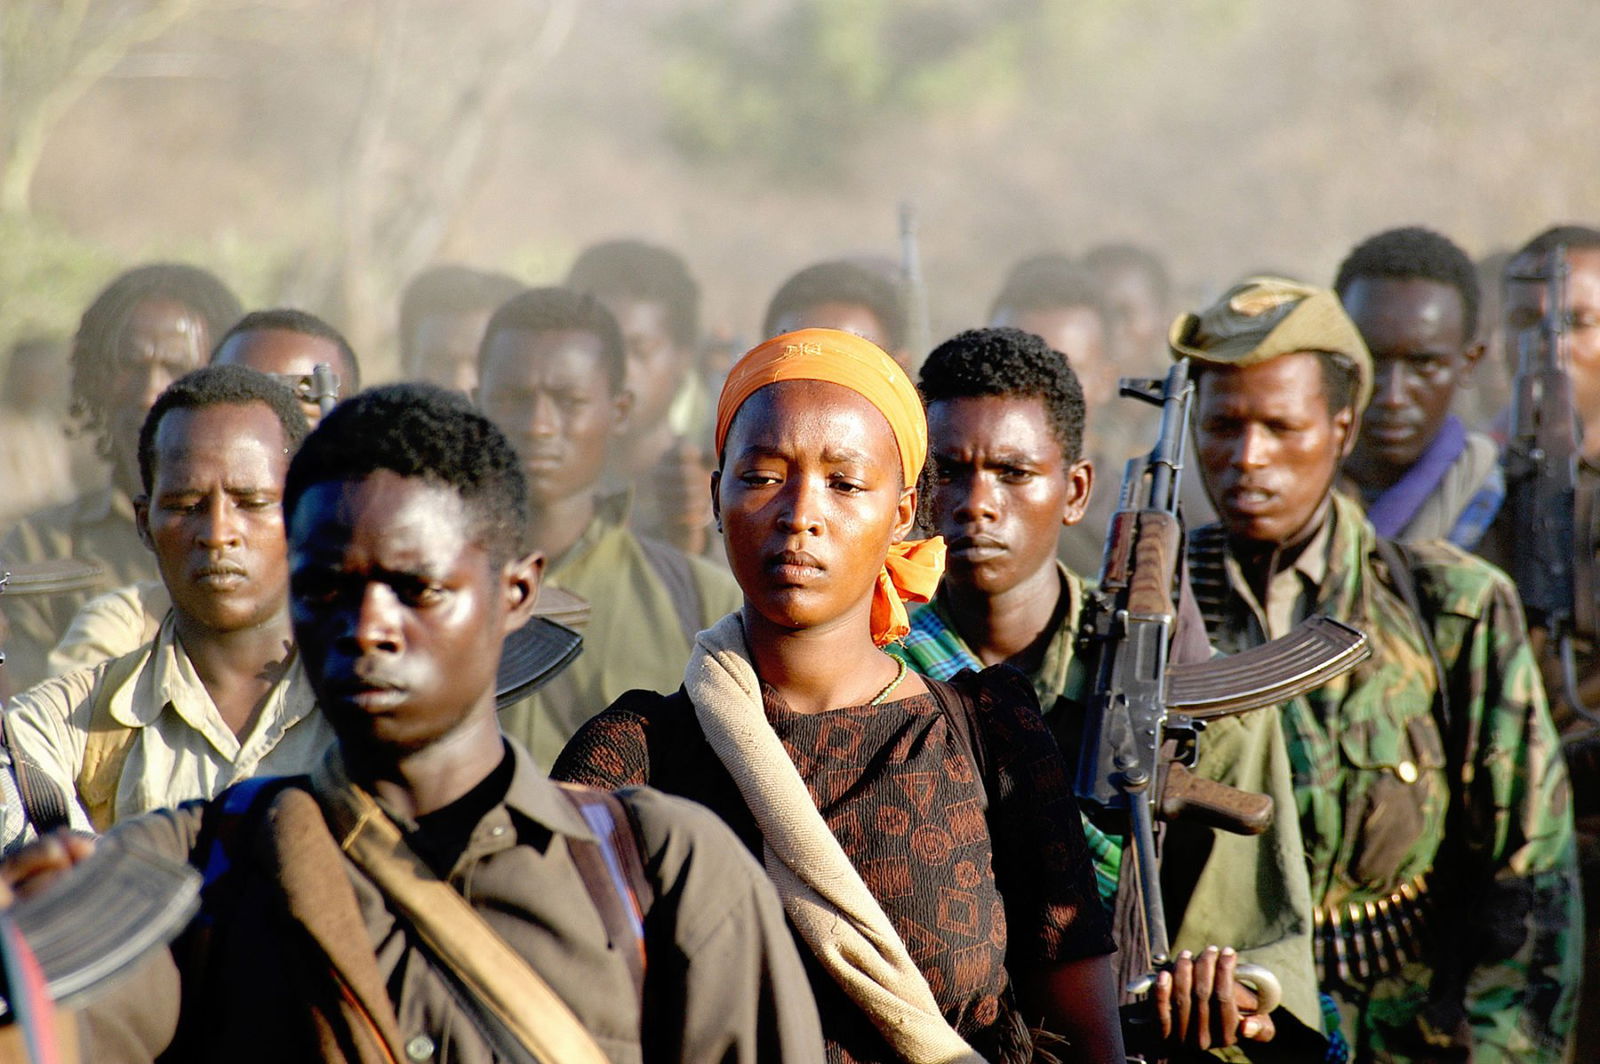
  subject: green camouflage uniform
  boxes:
[1188,491,1581,1062]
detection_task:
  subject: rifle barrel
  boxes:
[898,201,932,363]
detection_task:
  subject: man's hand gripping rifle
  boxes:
[1504,245,1600,721]
[1073,359,1370,1041]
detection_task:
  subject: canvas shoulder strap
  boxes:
[637,534,705,644]
[74,648,148,832]
[317,776,613,1064]
[554,782,655,1003]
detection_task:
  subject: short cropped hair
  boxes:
[399,265,524,362]
[283,383,527,565]
[566,240,699,347]
[1333,227,1481,340]
[761,260,908,352]
[72,263,243,453]
[989,254,1111,327]
[1512,225,1600,262]
[479,287,626,394]
[919,327,1086,464]
[214,307,363,389]
[138,364,309,494]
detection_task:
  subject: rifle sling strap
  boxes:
[0,714,73,839]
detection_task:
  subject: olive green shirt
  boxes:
[903,566,1330,1054]
[1,487,156,693]
[500,517,741,768]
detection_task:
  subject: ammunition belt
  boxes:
[1185,524,1233,634]
[1312,873,1429,987]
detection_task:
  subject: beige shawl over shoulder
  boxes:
[685,613,983,1064]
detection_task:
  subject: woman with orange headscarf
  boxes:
[554,329,1122,1063]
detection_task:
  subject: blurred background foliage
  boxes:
[658,0,1257,176]
[0,0,1594,379]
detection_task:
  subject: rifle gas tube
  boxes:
[898,202,932,364]
[1074,359,1369,1026]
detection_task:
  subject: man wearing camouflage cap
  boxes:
[1174,277,1580,1061]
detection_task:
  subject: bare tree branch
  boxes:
[329,0,579,355]
[0,0,205,216]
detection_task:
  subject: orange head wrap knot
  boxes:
[716,328,944,646]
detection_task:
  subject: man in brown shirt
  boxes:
[5,383,823,1063]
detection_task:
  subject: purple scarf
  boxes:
[1365,415,1468,538]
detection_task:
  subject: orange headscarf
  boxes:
[715,328,945,646]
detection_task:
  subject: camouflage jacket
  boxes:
[1188,492,1581,1063]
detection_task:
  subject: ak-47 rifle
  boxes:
[898,202,932,365]
[1504,245,1600,721]
[310,362,341,419]
[274,363,342,421]
[0,578,200,1063]
[1073,358,1371,1050]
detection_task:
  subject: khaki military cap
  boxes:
[1168,276,1373,411]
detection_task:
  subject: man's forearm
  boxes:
[1023,953,1126,1063]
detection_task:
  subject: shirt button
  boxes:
[405,1034,436,1061]
[1396,760,1419,784]
[490,825,507,837]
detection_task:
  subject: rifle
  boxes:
[1504,245,1600,722]
[275,363,343,420]
[1073,358,1370,1049]
[0,580,200,1063]
[310,362,341,419]
[898,202,932,365]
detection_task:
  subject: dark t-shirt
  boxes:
[409,743,517,877]
[552,666,1113,1064]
